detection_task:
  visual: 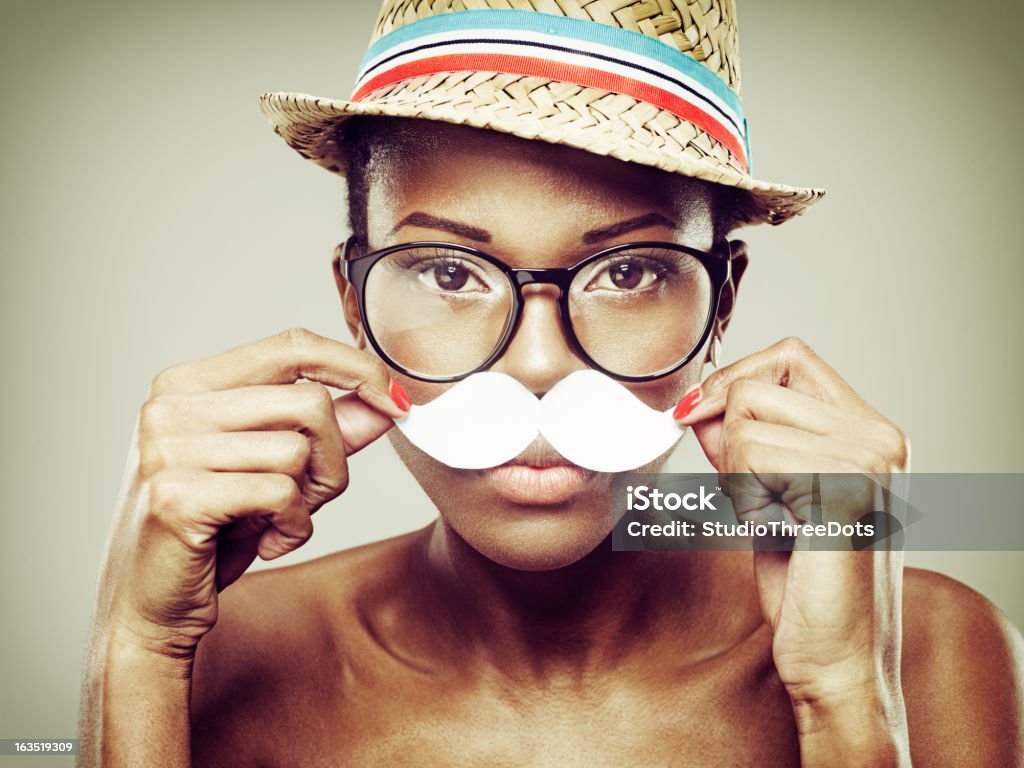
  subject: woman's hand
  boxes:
[96,328,407,659]
[78,328,407,767]
[676,336,912,766]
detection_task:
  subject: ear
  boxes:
[714,239,749,337]
[332,243,368,348]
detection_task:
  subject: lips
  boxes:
[483,441,596,505]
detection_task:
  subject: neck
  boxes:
[411,518,754,684]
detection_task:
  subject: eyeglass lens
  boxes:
[362,245,712,379]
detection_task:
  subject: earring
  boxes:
[709,335,722,369]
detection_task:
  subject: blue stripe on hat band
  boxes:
[361,9,745,123]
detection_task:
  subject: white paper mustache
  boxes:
[394,370,684,472]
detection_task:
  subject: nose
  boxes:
[490,283,587,394]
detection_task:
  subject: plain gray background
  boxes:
[1,0,1022,757]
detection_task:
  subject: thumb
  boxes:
[334,391,396,455]
[690,416,725,470]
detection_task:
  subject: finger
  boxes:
[150,327,406,420]
[719,439,860,480]
[140,431,313,481]
[715,379,906,468]
[717,439,879,527]
[147,470,312,560]
[142,383,348,509]
[333,391,396,455]
[718,418,889,478]
[715,443,863,526]
[677,337,876,425]
[719,378,875,435]
[690,417,726,470]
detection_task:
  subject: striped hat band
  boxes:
[352,9,751,173]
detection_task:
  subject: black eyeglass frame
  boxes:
[339,236,732,384]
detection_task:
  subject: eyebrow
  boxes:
[389,213,492,243]
[388,211,678,245]
[580,213,679,244]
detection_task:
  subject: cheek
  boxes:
[397,375,452,407]
[628,355,707,413]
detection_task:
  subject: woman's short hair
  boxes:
[337,117,757,246]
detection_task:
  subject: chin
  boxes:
[450,502,615,571]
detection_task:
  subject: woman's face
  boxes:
[346,123,720,571]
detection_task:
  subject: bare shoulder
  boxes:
[901,567,1024,765]
[189,529,427,764]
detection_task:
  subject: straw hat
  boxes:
[259,0,824,226]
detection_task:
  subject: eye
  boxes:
[589,258,664,292]
[417,258,488,293]
[432,263,470,291]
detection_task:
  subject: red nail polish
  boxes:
[673,386,702,420]
[389,378,412,412]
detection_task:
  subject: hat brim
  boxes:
[259,76,824,227]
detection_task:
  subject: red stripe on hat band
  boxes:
[351,53,748,172]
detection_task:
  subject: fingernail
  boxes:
[673,385,702,420]
[389,378,412,412]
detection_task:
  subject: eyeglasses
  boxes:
[339,237,732,383]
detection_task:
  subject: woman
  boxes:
[80,1,1023,765]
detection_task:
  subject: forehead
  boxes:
[359,119,714,248]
